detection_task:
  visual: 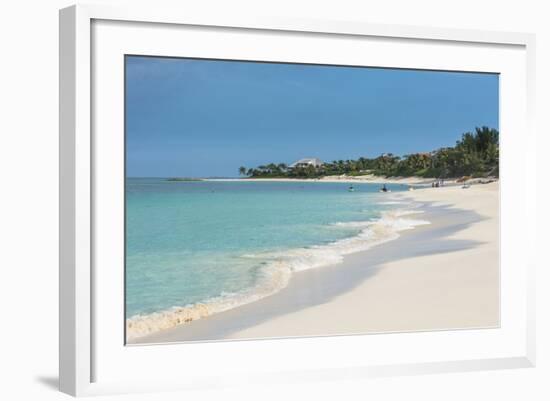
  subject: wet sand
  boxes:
[130,183,499,344]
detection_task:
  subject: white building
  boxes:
[289,158,324,168]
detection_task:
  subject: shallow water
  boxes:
[125,179,425,338]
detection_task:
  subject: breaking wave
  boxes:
[126,207,430,340]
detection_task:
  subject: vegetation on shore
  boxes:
[239,127,499,179]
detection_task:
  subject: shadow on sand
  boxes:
[132,201,488,344]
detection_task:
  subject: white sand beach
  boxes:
[131,182,499,344]
[209,175,435,185]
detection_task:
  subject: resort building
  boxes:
[289,158,324,169]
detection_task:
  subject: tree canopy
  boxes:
[240,126,499,179]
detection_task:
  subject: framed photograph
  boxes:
[59,4,536,396]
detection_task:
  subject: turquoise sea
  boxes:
[125,179,428,338]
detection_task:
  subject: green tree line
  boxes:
[239,126,499,179]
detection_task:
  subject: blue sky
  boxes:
[126,56,499,177]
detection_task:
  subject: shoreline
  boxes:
[205,176,496,186]
[130,182,499,344]
[125,196,429,341]
[149,175,497,186]
[206,175,434,185]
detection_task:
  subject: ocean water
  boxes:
[125,179,428,338]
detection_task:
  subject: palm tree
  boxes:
[238,125,498,180]
[266,163,279,174]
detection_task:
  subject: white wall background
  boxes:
[0,0,547,400]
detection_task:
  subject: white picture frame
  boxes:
[59,4,536,397]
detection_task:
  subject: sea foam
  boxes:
[126,206,430,340]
